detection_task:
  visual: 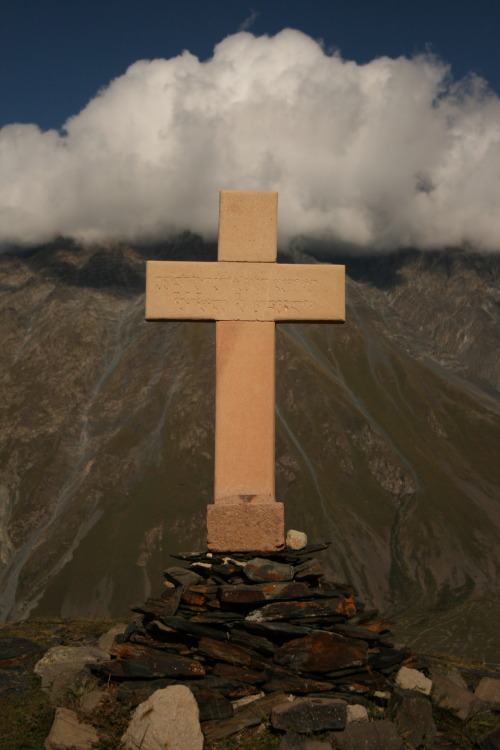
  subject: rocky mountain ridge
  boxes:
[0,237,499,661]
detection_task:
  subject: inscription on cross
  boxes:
[146,191,345,552]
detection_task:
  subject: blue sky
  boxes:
[2,0,499,131]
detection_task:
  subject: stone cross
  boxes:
[145,191,345,552]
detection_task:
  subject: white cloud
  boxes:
[1,29,500,251]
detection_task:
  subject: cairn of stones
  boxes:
[90,541,415,741]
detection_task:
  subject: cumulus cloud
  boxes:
[1,29,500,251]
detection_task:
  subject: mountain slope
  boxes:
[0,239,499,660]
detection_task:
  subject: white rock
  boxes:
[35,645,107,700]
[98,623,127,655]
[44,707,99,750]
[346,703,369,722]
[121,685,203,750]
[396,666,432,695]
[286,529,308,550]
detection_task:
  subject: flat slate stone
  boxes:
[294,543,330,555]
[189,562,215,577]
[331,623,381,641]
[219,581,312,604]
[190,612,244,624]
[271,696,348,732]
[352,615,395,634]
[202,692,290,741]
[111,639,190,657]
[211,562,245,579]
[264,669,335,694]
[293,559,325,580]
[188,583,219,595]
[153,616,229,641]
[274,632,367,673]
[94,651,205,680]
[171,551,223,562]
[239,621,313,638]
[309,588,353,599]
[187,676,261,700]
[197,637,268,672]
[244,558,294,582]
[228,627,275,656]
[213,662,267,684]
[181,590,206,607]
[193,688,233,721]
[218,585,267,604]
[246,597,357,622]
[164,566,203,587]
[130,588,182,618]
[368,647,411,671]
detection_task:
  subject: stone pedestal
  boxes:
[206,502,285,552]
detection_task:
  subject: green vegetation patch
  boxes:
[0,682,54,750]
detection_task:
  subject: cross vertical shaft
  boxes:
[215,320,275,505]
[208,191,285,551]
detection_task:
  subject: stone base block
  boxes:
[207,502,285,552]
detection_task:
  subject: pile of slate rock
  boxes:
[89,542,418,740]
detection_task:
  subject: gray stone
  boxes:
[430,667,479,721]
[395,666,432,695]
[390,687,436,748]
[35,646,108,688]
[479,725,500,750]
[272,697,347,733]
[44,707,99,750]
[333,720,402,750]
[121,684,203,750]
[97,624,127,655]
[475,677,500,709]
[34,645,106,702]
[49,668,99,704]
[279,731,332,749]
[286,530,308,550]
